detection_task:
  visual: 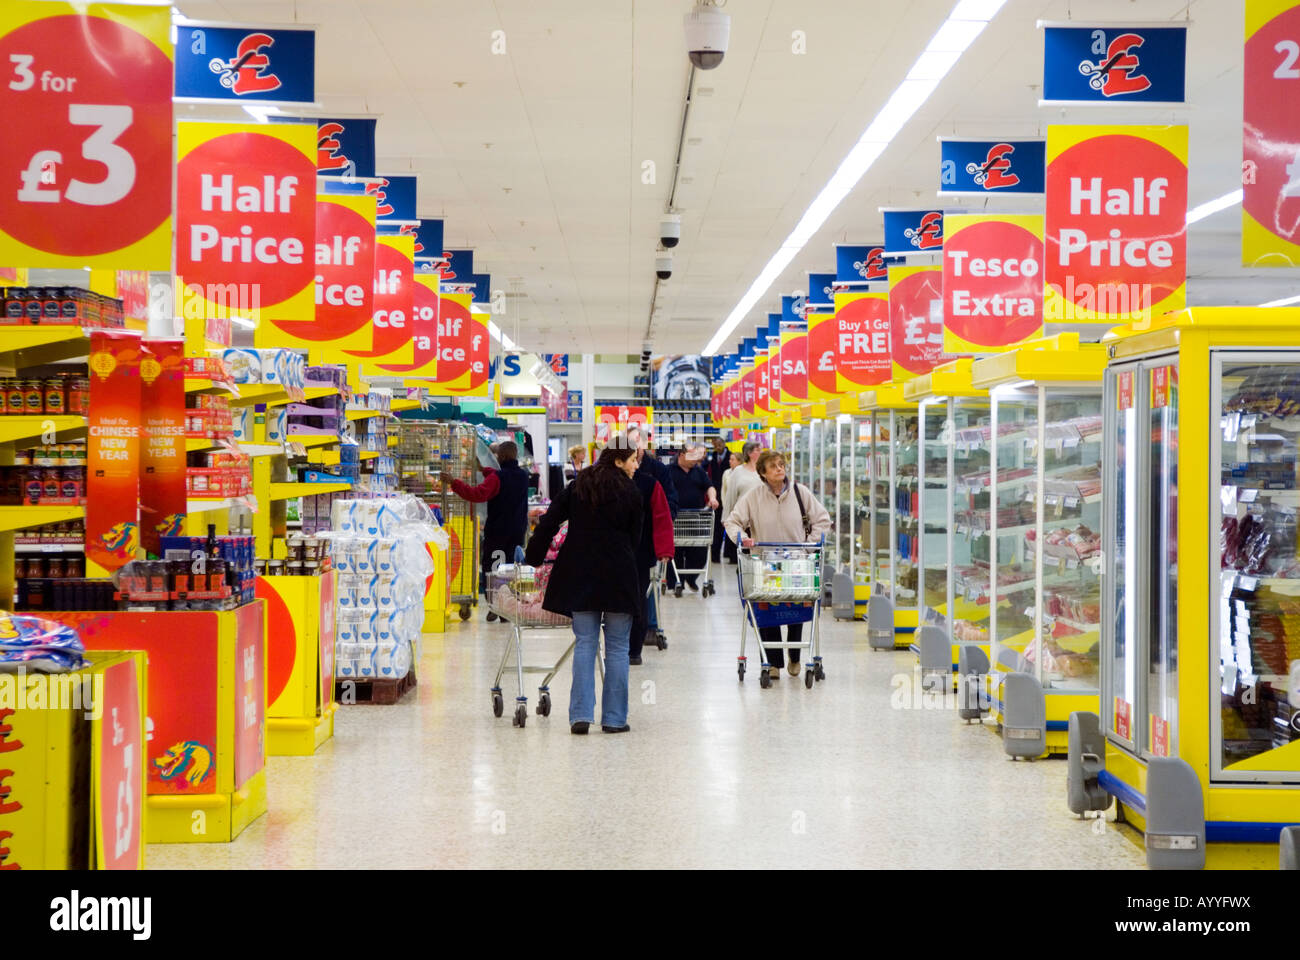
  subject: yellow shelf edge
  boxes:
[268,482,352,500]
[0,415,87,446]
[0,504,85,532]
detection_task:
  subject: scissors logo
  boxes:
[1078,32,1152,98]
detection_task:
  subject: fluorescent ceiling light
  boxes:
[243,105,281,123]
[1187,189,1242,224]
[1260,294,1300,307]
[487,320,517,351]
[704,0,1006,355]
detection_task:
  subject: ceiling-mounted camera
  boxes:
[660,213,681,248]
[684,1,730,70]
[656,251,673,280]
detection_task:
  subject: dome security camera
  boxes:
[684,2,730,70]
[656,251,673,280]
[660,213,681,248]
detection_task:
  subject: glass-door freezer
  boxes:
[1087,309,1300,870]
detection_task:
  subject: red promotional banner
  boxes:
[943,214,1045,353]
[116,271,150,325]
[93,657,144,869]
[1243,1,1300,265]
[289,191,377,352]
[768,342,782,407]
[778,325,808,404]
[888,265,948,379]
[430,291,476,393]
[176,121,317,337]
[807,311,839,401]
[741,364,756,419]
[755,352,770,414]
[346,232,414,364]
[139,338,186,559]
[1044,125,1187,324]
[234,601,265,791]
[0,2,173,269]
[87,330,143,574]
[377,273,438,379]
[833,291,891,391]
[319,571,335,714]
[73,611,219,795]
[595,405,650,444]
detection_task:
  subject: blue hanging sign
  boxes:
[1040,22,1187,104]
[807,273,836,310]
[469,273,492,306]
[939,139,1046,195]
[367,175,418,222]
[835,244,895,285]
[175,22,315,103]
[440,249,475,283]
[313,117,376,178]
[883,209,945,255]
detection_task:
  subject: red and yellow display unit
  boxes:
[257,573,336,756]
[1080,309,1300,868]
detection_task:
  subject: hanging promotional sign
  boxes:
[430,291,489,397]
[807,273,835,310]
[739,345,756,419]
[835,243,893,285]
[440,248,475,282]
[1044,125,1187,325]
[883,210,945,255]
[376,272,438,379]
[1040,22,1187,104]
[1243,0,1300,266]
[176,121,317,332]
[833,290,892,391]
[312,117,376,178]
[174,22,315,103]
[92,656,145,869]
[764,316,782,407]
[139,339,187,560]
[778,321,808,405]
[468,273,492,307]
[267,191,376,352]
[345,232,415,364]
[408,218,445,261]
[943,214,1045,353]
[939,139,1046,195]
[368,175,418,222]
[595,406,650,444]
[87,330,143,574]
[807,311,839,401]
[117,271,150,325]
[888,265,948,379]
[0,2,173,269]
[754,345,770,415]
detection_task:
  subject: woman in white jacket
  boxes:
[724,449,832,679]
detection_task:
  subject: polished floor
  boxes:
[148,566,1146,869]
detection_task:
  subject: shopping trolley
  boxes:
[736,540,826,690]
[646,558,668,650]
[666,507,716,598]
[486,563,595,728]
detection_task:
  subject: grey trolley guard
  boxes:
[867,588,895,647]
[916,624,950,692]
[1001,672,1047,759]
[1281,826,1300,870]
[832,567,856,620]
[957,643,989,721]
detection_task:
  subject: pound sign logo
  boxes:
[1078,32,1152,98]
[209,33,282,96]
[905,212,944,250]
[967,143,1020,191]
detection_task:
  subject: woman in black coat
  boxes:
[525,444,643,734]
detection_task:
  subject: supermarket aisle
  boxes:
[148,568,1145,870]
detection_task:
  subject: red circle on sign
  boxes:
[806,318,837,395]
[310,199,374,340]
[379,279,440,372]
[0,14,172,258]
[890,270,944,376]
[1244,7,1300,255]
[255,577,297,707]
[835,297,891,388]
[1045,134,1186,310]
[435,295,473,383]
[365,241,413,355]
[945,220,1045,346]
[176,132,315,307]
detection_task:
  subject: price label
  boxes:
[1064,496,1080,509]
[1063,436,1080,448]
[1240,576,1259,592]
[0,3,173,267]
[1223,574,1238,599]
[1240,488,1259,503]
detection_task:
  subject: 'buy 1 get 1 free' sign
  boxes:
[0,2,173,268]
[1044,124,1187,325]
[833,290,891,392]
[943,214,1045,354]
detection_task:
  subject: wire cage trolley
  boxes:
[486,563,599,728]
[666,507,716,598]
[736,541,826,690]
[646,558,669,650]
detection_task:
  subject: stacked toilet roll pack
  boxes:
[326,495,446,681]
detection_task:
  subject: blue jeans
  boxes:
[570,611,632,727]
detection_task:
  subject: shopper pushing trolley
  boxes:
[725,450,831,686]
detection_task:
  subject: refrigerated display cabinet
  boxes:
[1069,309,1300,870]
[970,335,1107,758]
[771,425,792,459]
[904,360,991,678]
[860,384,921,647]
[834,414,855,579]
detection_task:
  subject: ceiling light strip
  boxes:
[1186,189,1242,225]
[703,0,1008,354]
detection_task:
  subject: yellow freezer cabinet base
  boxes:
[894,608,918,649]
[1101,748,1297,869]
